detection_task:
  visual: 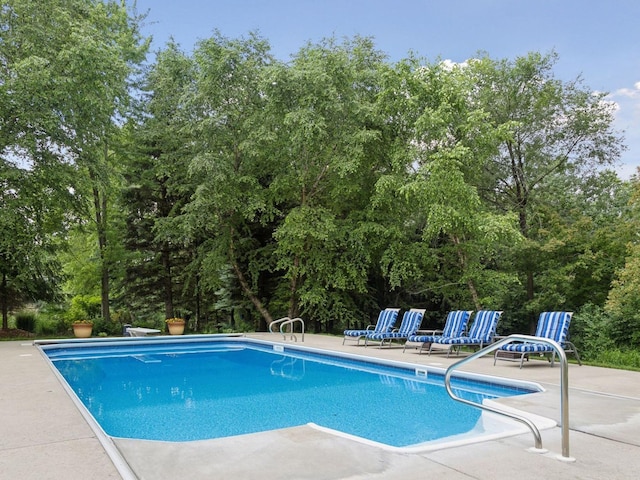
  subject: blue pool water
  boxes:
[43,339,537,448]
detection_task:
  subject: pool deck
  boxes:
[2,333,640,479]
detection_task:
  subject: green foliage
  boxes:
[2,9,635,348]
[91,317,125,337]
[0,164,68,328]
[32,302,69,336]
[1,0,148,327]
[568,304,640,370]
[466,51,623,326]
[603,179,640,347]
[35,317,63,336]
[571,304,615,358]
[588,349,640,371]
[605,244,640,346]
[14,311,37,332]
[67,295,102,322]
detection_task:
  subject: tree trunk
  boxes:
[288,255,301,319]
[1,272,8,331]
[231,258,273,327]
[508,141,537,332]
[194,272,201,332]
[161,245,173,319]
[229,232,273,328]
[451,235,481,310]
[88,143,111,323]
[92,182,111,323]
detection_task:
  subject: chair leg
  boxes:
[519,353,526,369]
[573,347,582,366]
[566,341,582,366]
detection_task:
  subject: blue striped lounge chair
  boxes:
[428,310,502,357]
[343,308,400,346]
[364,309,426,348]
[494,311,582,368]
[403,310,473,354]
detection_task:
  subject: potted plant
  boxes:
[72,320,94,338]
[166,317,186,335]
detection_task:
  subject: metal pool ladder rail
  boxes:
[269,316,305,342]
[444,334,574,461]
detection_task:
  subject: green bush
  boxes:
[590,348,640,371]
[92,318,124,336]
[35,318,61,336]
[67,295,102,322]
[15,311,37,332]
[572,304,615,360]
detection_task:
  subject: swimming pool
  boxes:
[39,336,543,450]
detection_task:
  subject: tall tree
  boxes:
[468,51,623,329]
[62,1,148,323]
[0,163,72,329]
[375,58,521,313]
[264,37,389,328]
[122,41,197,321]
[1,0,148,322]
[604,174,640,346]
[180,32,276,328]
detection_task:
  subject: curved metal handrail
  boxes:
[268,316,305,342]
[444,334,573,461]
[269,317,290,334]
[280,317,304,342]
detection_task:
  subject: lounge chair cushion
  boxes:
[437,310,502,345]
[500,311,572,353]
[367,310,424,341]
[407,310,471,343]
[343,308,399,338]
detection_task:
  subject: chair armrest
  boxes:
[416,329,442,335]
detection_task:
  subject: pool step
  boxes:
[132,354,162,364]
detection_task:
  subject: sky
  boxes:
[129,0,640,178]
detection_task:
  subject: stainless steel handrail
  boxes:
[444,334,573,461]
[269,316,290,334]
[268,316,305,342]
[280,317,304,342]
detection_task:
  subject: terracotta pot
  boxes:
[167,321,185,335]
[72,323,93,338]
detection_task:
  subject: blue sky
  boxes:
[130,0,640,178]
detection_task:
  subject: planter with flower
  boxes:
[72,320,94,338]
[166,317,186,335]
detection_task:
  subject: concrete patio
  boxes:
[2,333,640,479]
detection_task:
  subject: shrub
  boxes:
[15,311,37,332]
[591,348,640,371]
[605,244,640,347]
[92,318,122,336]
[35,318,61,336]
[67,295,102,322]
[572,304,615,361]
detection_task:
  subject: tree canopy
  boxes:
[3,2,639,363]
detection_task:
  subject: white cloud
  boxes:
[612,82,640,99]
[440,59,469,70]
[607,82,640,179]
